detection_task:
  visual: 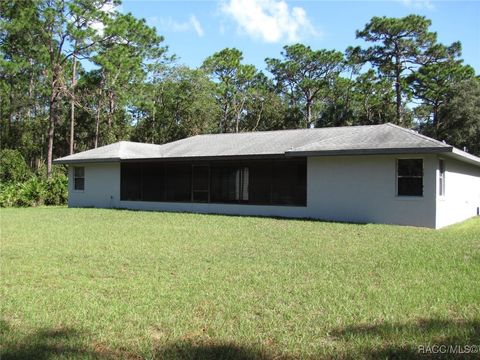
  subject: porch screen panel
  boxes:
[121,163,142,201]
[271,160,306,205]
[249,161,272,204]
[142,163,165,201]
[165,164,191,202]
[192,165,209,202]
[210,164,248,203]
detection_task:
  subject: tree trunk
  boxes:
[395,53,402,125]
[69,55,77,154]
[108,90,114,127]
[306,98,312,128]
[47,88,56,178]
[95,104,101,148]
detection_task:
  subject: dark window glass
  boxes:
[121,163,142,200]
[397,159,423,196]
[143,163,165,201]
[74,178,84,191]
[74,166,85,190]
[165,164,191,202]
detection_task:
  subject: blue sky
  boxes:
[120,0,480,74]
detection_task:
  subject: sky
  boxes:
[119,0,480,74]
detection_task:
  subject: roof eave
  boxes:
[445,148,480,167]
[53,157,121,165]
[285,147,452,157]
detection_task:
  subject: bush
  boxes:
[43,173,68,205]
[0,149,31,184]
[0,172,68,207]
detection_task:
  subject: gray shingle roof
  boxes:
[54,123,480,166]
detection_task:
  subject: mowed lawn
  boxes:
[1,208,479,359]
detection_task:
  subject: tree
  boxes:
[408,43,474,137]
[91,12,165,146]
[266,44,344,128]
[131,67,219,144]
[32,0,115,176]
[352,15,440,125]
[430,78,480,155]
[202,48,259,133]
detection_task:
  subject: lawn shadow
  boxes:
[0,320,112,360]
[153,340,289,360]
[109,206,369,227]
[331,318,480,359]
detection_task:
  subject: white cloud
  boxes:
[89,1,119,37]
[220,0,319,43]
[189,15,204,37]
[147,14,204,37]
[399,0,435,10]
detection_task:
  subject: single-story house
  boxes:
[54,123,480,228]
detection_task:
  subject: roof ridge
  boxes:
[384,123,451,149]
[193,124,384,137]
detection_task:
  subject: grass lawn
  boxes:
[1,207,479,359]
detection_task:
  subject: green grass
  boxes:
[1,207,479,359]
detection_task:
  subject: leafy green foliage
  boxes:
[266,44,344,128]
[1,9,479,179]
[0,170,67,207]
[352,15,446,126]
[434,78,480,155]
[0,149,31,183]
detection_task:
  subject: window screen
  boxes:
[143,163,165,201]
[397,159,423,196]
[120,158,306,206]
[74,166,85,190]
[121,163,142,200]
[271,160,307,205]
[165,164,191,202]
[192,165,209,202]
[210,165,248,203]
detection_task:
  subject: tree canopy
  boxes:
[1,6,479,183]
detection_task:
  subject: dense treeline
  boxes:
[1,0,479,191]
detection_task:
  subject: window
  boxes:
[74,167,85,190]
[397,159,423,196]
[439,159,445,196]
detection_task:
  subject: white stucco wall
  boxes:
[67,154,479,228]
[68,163,121,208]
[306,155,437,228]
[435,158,480,228]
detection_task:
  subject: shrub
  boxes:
[0,172,68,207]
[17,177,45,207]
[0,149,31,184]
[43,172,68,205]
